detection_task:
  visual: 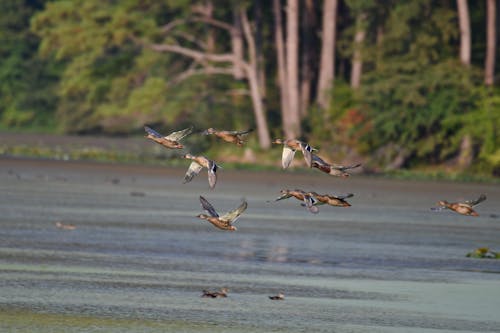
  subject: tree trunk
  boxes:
[231,7,244,80]
[316,0,338,110]
[273,0,291,139]
[457,0,471,66]
[350,13,367,90]
[485,0,496,86]
[244,63,271,148]
[285,0,301,138]
[300,0,317,117]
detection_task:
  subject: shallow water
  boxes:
[1,158,500,332]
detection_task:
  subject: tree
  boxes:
[485,0,496,86]
[316,0,338,110]
[457,0,471,66]
[350,12,367,89]
[285,0,301,138]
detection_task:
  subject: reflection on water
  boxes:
[1,159,500,332]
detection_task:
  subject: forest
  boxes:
[1,0,499,175]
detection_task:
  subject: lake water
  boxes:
[1,158,499,332]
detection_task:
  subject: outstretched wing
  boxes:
[302,195,319,214]
[281,146,296,169]
[311,154,331,173]
[220,200,248,223]
[144,126,164,138]
[183,161,203,184]
[336,193,354,200]
[331,163,362,172]
[199,196,219,217]
[227,128,254,136]
[466,194,486,207]
[299,142,314,167]
[165,126,193,141]
[207,160,219,189]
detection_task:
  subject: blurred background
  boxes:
[1,0,499,178]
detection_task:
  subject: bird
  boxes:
[275,189,319,214]
[307,192,353,207]
[311,154,361,177]
[272,139,317,169]
[202,288,229,298]
[55,221,76,230]
[144,125,193,149]
[202,128,254,146]
[269,292,285,300]
[197,196,248,231]
[182,154,220,189]
[432,194,486,216]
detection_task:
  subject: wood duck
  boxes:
[202,128,253,146]
[144,125,193,149]
[275,189,319,214]
[197,196,248,231]
[202,288,229,298]
[272,139,317,169]
[311,154,361,177]
[307,191,353,207]
[434,194,486,216]
[182,153,220,189]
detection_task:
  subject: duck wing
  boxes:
[183,161,203,184]
[144,126,164,138]
[281,146,296,169]
[299,142,314,167]
[466,194,486,207]
[165,126,193,141]
[302,195,319,214]
[207,160,219,189]
[199,196,219,217]
[311,154,331,173]
[220,200,248,223]
[225,128,254,136]
[336,193,354,200]
[331,163,362,171]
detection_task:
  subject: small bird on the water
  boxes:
[182,153,220,189]
[275,189,319,214]
[272,139,317,169]
[269,292,285,300]
[197,196,248,231]
[144,125,193,149]
[201,288,229,298]
[202,128,254,146]
[311,154,361,177]
[432,194,486,216]
[307,191,353,207]
[55,221,76,230]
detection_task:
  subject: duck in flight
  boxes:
[311,154,361,177]
[272,139,317,169]
[182,154,220,189]
[144,125,193,149]
[197,196,248,231]
[202,128,253,146]
[432,194,486,216]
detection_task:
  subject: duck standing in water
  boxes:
[182,154,220,189]
[433,194,486,216]
[202,128,253,146]
[272,139,317,169]
[307,192,353,207]
[275,189,319,214]
[202,288,229,298]
[311,154,361,177]
[197,196,248,231]
[144,125,193,149]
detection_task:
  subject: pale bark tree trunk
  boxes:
[231,7,245,80]
[316,0,338,110]
[285,0,301,138]
[457,0,471,66]
[350,13,367,90]
[273,0,291,139]
[485,0,496,86]
[300,0,316,117]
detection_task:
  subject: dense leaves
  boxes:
[0,0,498,174]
